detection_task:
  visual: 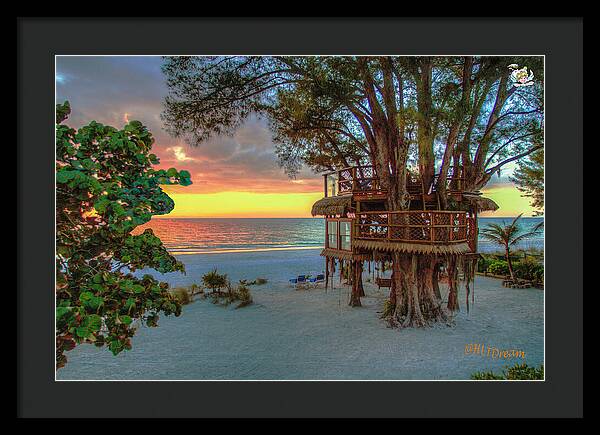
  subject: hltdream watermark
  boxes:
[464,343,526,360]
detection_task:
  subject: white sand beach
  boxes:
[57,249,544,380]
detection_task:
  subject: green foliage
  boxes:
[487,260,510,276]
[513,257,544,282]
[161,56,543,188]
[201,269,228,293]
[512,148,544,216]
[55,102,192,369]
[505,363,544,380]
[480,215,544,280]
[470,370,505,380]
[479,254,543,282]
[471,363,544,380]
[477,256,492,273]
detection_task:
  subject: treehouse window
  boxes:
[339,221,351,251]
[327,221,338,249]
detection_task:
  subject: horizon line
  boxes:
[152,215,544,219]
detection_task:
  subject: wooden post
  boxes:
[474,209,479,252]
[430,213,434,243]
[325,257,329,293]
[358,261,365,297]
[372,252,376,282]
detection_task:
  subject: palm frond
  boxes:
[480,226,508,245]
[510,225,544,246]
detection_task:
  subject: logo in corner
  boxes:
[508,64,535,87]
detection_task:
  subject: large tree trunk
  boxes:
[392,253,447,327]
[432,259,442,300]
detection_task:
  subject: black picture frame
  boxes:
[18,17,583,418]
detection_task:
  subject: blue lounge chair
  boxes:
[290,275,309,289]
[296,275,308,289]
[308,273,325,287]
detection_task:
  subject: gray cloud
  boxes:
[55,56,322,194]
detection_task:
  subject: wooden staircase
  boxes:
[407,176,440,211]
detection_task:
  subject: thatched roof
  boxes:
[353,239,472,255]
[311,196,352,216]
[320,248,372,261]
[463,194,499,212]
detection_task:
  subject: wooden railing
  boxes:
[324,165,383,197]
[354,210,475,245]
[323,165,466,197]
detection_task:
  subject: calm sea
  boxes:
[136,217,544,255]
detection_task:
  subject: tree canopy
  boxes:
[162,56,543,209]
[55,101,192,368]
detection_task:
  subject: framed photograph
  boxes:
[18,17,583,418]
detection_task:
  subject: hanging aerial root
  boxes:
[446,255,460,312]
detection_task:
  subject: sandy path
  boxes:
[57,250,544,380]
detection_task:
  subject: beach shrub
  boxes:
[478,253,543,283]
[477,255,492,273]
[470,370,505,380]
[487,260,510,276]
[170,287,192,305]
[471,363,544,380]
[222,281,238,306]
[207,279,254,308]
[236,282,253,308]
[505,363,544,379]
[514,258,544,282]
[55,102,192,369]
[202,269,228,293]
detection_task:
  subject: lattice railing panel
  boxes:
[355,211,470,244]
[328,165,469,197]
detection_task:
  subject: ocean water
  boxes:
[136,216,544,255]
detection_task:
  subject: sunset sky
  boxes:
[56,56,536,218]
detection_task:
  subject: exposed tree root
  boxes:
[390,253,449,328]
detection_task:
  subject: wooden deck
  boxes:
[324,210,477,253]
[355,210,474,245]
[323,165,466,199]
[324,165,386,198]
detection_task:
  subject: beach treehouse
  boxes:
[311,165,499,295]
